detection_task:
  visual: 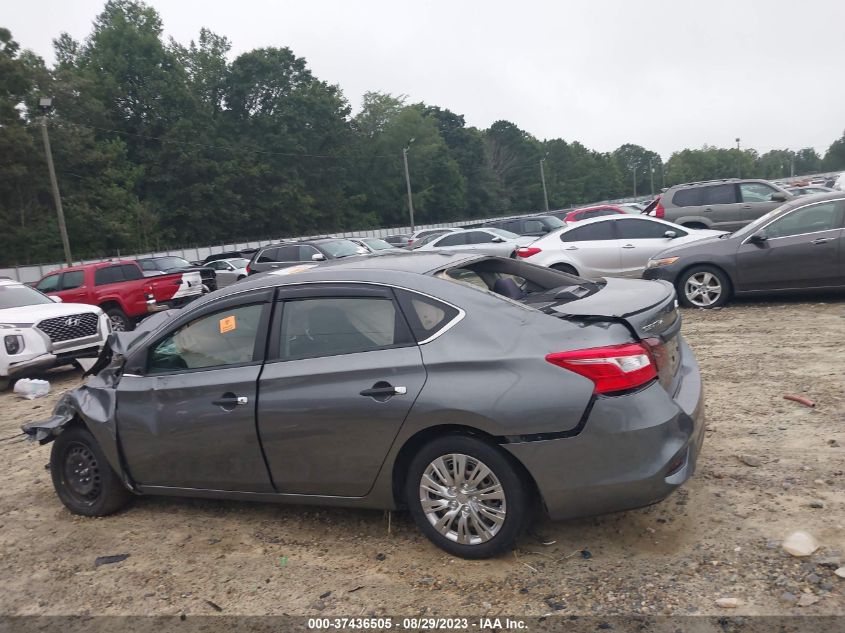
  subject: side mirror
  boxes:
[541,226,551,233]
[50,295,63,303]
[311,253,326,262]
[491,236,506,243]
[771,192,788,202]
[748,232,768,245]
[663,230,677,239]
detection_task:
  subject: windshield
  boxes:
[155,256,191,269]
[486,228,521,239]
[228,258,250,268]
[0,284,54,309]
[539,216,565,228]
[319,240,363,258]
[362,238,395,251]
[731,203,791,239]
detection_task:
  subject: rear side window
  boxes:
[671,188,705,207]
[465,231,495,244]
[395,289,461,343]
[616,219,684,239]
[61,271,85,290]
[257,248,279,263]
[95,266,125,286]
[561,221,616,242]
[37,274,61,292]
[280,297,412,359]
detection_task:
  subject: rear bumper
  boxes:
[504,338,705,521]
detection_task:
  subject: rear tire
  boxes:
[677,265,731,309]
[551,263,578,276]
[405,435,530,559]
[50,426,131,516]
[105,307,133,332]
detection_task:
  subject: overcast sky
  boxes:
[6,0,844,159]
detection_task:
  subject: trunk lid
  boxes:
[539,278,683,392]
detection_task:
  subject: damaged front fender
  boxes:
[21,337,129,480]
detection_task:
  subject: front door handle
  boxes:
[811,237,834,245]
[622,244,635,249]
[564,246,578,251]
[212,393,249,409]
[359,381,406,401]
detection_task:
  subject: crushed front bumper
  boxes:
[504,338,705,521]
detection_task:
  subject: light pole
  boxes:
[632,164,637,197]
[539,153,550,213]
[39,97,72,266]
[649,159,654,196]
[402,138,415,232]
[735,137,741,178]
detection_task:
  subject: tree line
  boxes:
[1,0,844,266]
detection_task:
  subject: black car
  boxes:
[247,238,368,275]
[483,215,565,236]
[136,256,217,292]
[202,249,258,265]
[642,192,845,308]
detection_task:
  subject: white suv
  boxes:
[0,278,110,389]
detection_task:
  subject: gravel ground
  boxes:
[0,297,843,618]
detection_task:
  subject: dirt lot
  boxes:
[1,297,843,619]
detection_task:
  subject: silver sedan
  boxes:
[413,228,535,257]
[204,257,250,287]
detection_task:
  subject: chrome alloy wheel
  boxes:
[684,271,723,307]
[419,453,506,545]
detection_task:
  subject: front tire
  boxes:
[50,426,131,516]
[405,435,530,559]
[678,265,731,308]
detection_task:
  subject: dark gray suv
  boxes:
[247,238,367,274]
[649,179,792,232]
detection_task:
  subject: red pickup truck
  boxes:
[35,260,205,331]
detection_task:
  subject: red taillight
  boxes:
[545,343,657,394]
[654,196,665,219]
[246,264,251,274]
[565,211,578,222]
[516,246,542,258]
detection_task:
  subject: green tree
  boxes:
[822,131,845,172]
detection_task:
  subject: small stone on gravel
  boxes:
[715,597,742,608]
[782,532,819,557]
[797,594,820,607]
[739,455,762,467]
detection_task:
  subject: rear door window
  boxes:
[702,184,738,205]
[95,266,125,286]
[672,188,705,207]
[122,265,142,280]
[465,231,495,244]
[279,297,412,359]
[522,219,546,233]
[436,233,468,247]
[561,221,617,242]
[276,245,303,262]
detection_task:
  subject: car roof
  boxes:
[667,178,778,190]
[200,251,479,298]
[40,260,137,275]
[776,190,845,210]
[0,278,25,288]
[570,204,624,213]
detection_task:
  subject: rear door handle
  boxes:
[622,244,635,249]
[564,246,578,251]
[811,237,834,245]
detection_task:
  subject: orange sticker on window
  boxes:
[219,315,237,334]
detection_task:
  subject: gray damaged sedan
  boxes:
[23,252,704,558]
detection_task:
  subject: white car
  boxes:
[516,215,726,278]
[348,237,404,254]
[0,278,110,389]
[413,227,536,257]
[407,227,460,247]
[203,257,250,288]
